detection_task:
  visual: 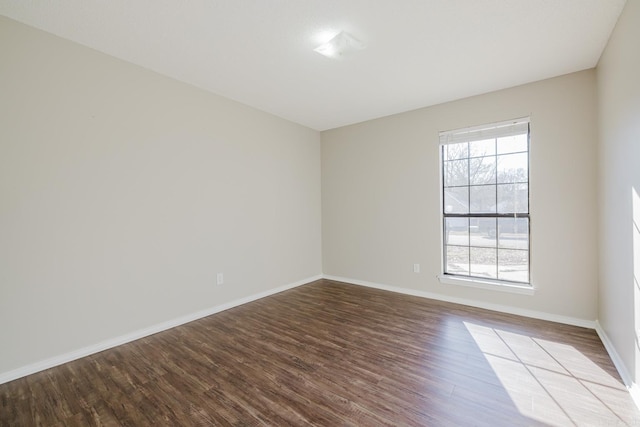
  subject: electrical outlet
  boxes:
[216,273,224,285]
[413,264,420,273]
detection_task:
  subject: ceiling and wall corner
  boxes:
[0,0,627,131]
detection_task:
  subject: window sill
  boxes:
[438,275,535,295]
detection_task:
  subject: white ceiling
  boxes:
[0,0,627,131]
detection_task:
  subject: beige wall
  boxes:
[0,16,321,376]
[322,70,599,322]
[597,0,640,386]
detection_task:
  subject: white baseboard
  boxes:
[322,274,596,329]
[595,320,640,409]
[0,274,322,385]
[6,273,639,412]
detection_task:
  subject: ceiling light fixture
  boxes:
[314,31,365,59]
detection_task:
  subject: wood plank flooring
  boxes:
[1,279,638,426]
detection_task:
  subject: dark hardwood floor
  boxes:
[1,279,638,426]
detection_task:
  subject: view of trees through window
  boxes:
[442,128,530,284]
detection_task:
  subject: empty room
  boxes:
[1,0,639,425]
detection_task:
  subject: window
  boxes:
[440,118,530,286]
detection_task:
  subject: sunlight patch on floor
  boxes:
[464,322,634,426]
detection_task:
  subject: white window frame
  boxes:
[437,118,533,294]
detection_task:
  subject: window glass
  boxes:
[469,139,496,157]
[469,156,496,185]
[444,187,469,214]
[470,247,498,279]
[497,153,528,184]
[496,184,528,214]
[497,134,527,154]
[445,142,469,160]
[445,217,469,246]
[446,246,469,275]
[498,218,529,250]
[440,119,530,285]
[444,159,469,187]
[498,249,529,283]
[469,185,496,213]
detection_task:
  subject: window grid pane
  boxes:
[470,185,497,214]
[444,187,469,214]
[498,249,529,283]
[446,245,469,276]
[497,183,529,214]
[470,247,498,279]
[469,156,496,185]
[498,218,529,250]
[497,153,528,184]
[444,159,469,187]
[445,217,469,246]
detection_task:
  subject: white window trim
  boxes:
[439,117,532,291]
[437,274,535,295]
